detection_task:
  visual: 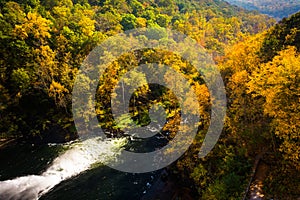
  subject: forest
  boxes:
[0,0,299,199]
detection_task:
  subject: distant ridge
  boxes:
[225,0,300,19]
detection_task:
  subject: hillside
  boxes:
[218,11,300,198]
[260,12,300,61]
[225,0,300,19]
[0,0,299,199]
[0,0,274,140]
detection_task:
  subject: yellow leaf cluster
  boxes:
[13,12,52,41]
[49,80,69,107]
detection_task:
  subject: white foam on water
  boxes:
[0,137,127,200]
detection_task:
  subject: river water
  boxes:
[0,137,166,200]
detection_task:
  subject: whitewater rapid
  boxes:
[0,137,127,200]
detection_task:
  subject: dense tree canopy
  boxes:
[0,0,299,199]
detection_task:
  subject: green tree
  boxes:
[120,13,137,30]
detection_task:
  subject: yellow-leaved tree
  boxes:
[248,46,300,169]
[220,33,271,155]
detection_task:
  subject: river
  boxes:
[0,137,166,200]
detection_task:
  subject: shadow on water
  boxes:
[41,167,160,200]
[0,141,63,181]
